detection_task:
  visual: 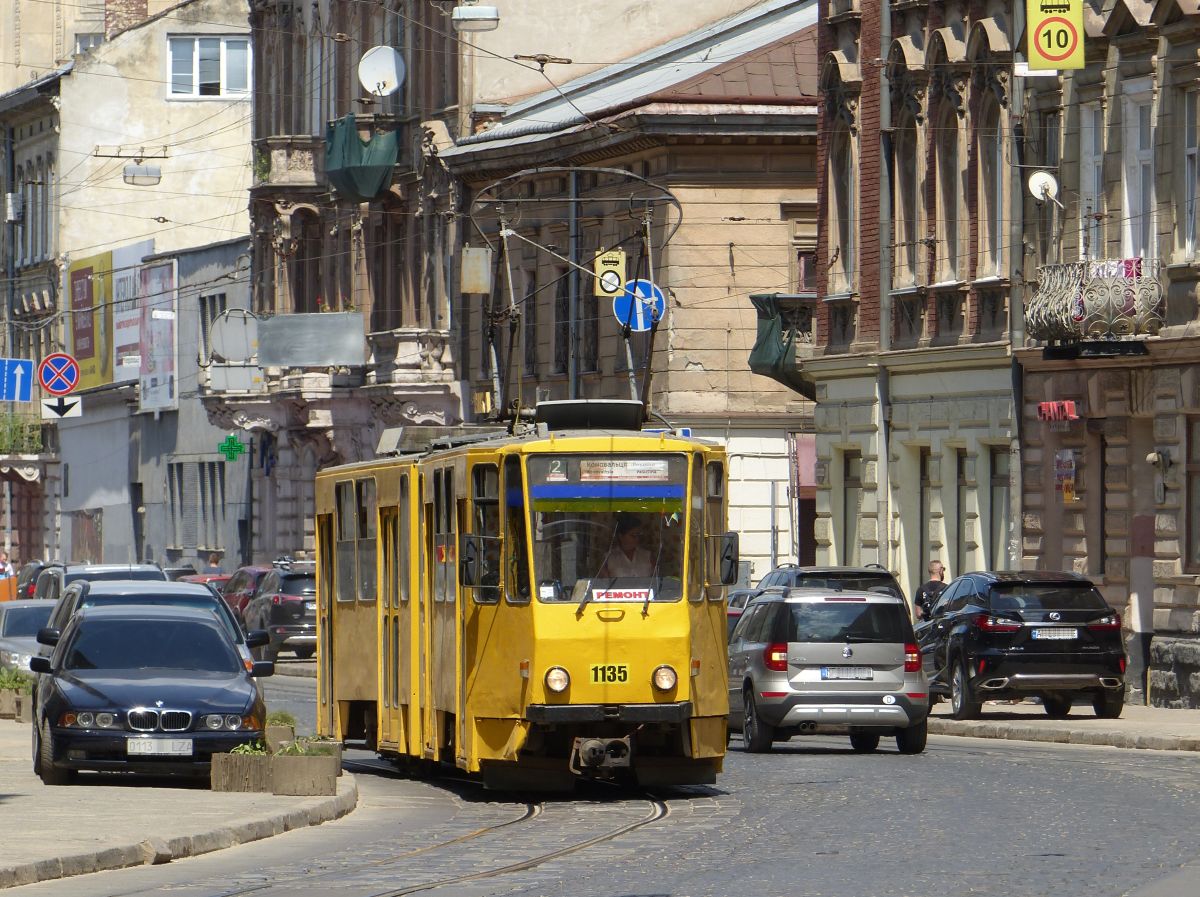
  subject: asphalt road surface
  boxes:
[13,679,1200,897]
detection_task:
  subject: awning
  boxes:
[325,115,398,202]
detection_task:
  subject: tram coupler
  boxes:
[570,736,632,774]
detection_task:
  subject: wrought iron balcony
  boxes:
[1026,258,1164,341]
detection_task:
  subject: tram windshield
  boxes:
[526,453,688,604]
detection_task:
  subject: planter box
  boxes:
[272,754,338,796]
[14,693,33,724]
[0,688,17,719]
[210,753,272,793]
[302,740,343,776]
[265,725,296,753]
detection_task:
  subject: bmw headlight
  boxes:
[201,714,259,731]
[544,666,570,693]
[652,665,678,691]
[59,711,121,729]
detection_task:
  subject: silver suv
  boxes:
[728,589,929,754]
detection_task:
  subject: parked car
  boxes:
[162,565,199,581]
[14,561,49,600]
[179,573,233,603]
[30,605,272,784]
[914,571,1126,720]
[727,588,757,638]
[32,563,167,605]
[728,588,928,754]
[39,580,268,669]
[0,600,55,671]
[221,565,274,624]
[745,564,906,604]
[242,567,318,660]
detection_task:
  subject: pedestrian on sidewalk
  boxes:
[914,560,947,620]
[0,550,13,579]
[205,552,223,574]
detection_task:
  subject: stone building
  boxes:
[803,0,1021,599]
[1016,1,1200,705]
[441,0,820,578]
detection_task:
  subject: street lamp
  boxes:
[451,1,500,31]
[123,164,161,186]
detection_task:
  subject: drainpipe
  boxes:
[1009,2,1027,571]
[4,124,14,357]
[877,7,893,573]
[568,170,579,399]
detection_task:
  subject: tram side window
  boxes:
[398,474,410,603]
[357,479,377,602]
[432,469,456,603]
[335,481,357,603]
[706,461,726,600]
[472,464,501,604]
[504,455,530,604]
[688,455,705,602]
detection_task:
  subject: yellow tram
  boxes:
[314,402,739,789]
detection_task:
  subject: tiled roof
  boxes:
[664,26,818,100]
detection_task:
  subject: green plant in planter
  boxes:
[265,710,297,728]
[276,738,334,756]
[229,739,269,755]
[0,667,33,694]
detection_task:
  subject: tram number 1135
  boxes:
[590,664,629,684]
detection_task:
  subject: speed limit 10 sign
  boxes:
[1026,0,1085,70]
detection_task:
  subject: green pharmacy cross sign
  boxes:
[218,434,248,462]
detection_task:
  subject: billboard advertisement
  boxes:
[111,240,155,383]
[138,261,177,413]
[69,251,113,390]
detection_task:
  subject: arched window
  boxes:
[977,99,1004,277]
[894,114,920,287]
[936,111,961,281]
[827,123,857,295]
[289,210,323,313]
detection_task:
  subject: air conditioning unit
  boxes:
[5,192,22,223]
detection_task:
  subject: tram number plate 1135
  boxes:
[590,664,629,684]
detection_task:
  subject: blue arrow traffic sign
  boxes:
[612,279,666,333]
[0,357,34,402]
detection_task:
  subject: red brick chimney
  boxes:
[105,0,149,38]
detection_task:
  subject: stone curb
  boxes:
[0,775,358,890]
[928,718,1200,752]
[272,665,316,679]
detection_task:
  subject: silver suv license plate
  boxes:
[821,666,872,680]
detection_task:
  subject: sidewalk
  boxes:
[0,720,357,890]
[928,700,1200,751]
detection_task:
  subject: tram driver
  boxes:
[599,513,656,579]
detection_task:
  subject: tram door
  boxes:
[316,513,336,737]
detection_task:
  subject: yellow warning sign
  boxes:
[593,249,626,298]
[1026,0,1085,70]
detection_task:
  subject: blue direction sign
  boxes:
[613,279,666,332]
[0,357,34,402]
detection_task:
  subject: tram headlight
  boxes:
[544,666,571,693]
[652,664,678,692]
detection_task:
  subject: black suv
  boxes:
[748,564,906,601]
[915,571,1126,720]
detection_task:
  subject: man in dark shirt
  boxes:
[914,560,947,620]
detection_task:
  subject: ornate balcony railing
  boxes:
[1026,258,1164,341]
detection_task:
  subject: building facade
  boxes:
[804,0,1020,599]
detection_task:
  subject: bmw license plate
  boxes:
[821,666,872,680]
[1032,627,1077,640]
[127,737,193,756]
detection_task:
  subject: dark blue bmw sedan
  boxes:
[30,605,273,785]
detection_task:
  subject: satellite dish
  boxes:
[209,310,259,364]
[1027,170,1063,209]
[358,46,406,97]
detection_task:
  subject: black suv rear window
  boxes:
[989,583,1109,611]
[792,573,903,599]
[279,574,317,595]
[786,601,912,643]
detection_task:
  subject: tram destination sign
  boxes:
[1026,0,1085,70]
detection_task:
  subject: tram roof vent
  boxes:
[535,399,645,432]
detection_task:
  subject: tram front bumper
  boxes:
[526,701,693,724]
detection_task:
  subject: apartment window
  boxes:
[843,451,862,565]
[977,101,1004,277]
[1188,420,1200,570]
[553,270,569,374]
[198,293,227,361]
[168,461,225,550]
[522,270,537,375]
[1039,111,1061,265]
[936,111,961,281]
[955,449,969,576]
[989,447,1011,570]
[169,36,251,97]
[894,116,920,288]
[786,204,819,292]
[1080,103,1104,259]
[75,33,103,54]
[1123,85,1155,258]
[1187,92,1200,257]
[827,124,856,295]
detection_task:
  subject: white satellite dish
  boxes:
[1027,170,1064,209]
[358,46,406,97]
[209,310,259,364]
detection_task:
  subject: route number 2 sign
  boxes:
[1026,0,1085,70]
